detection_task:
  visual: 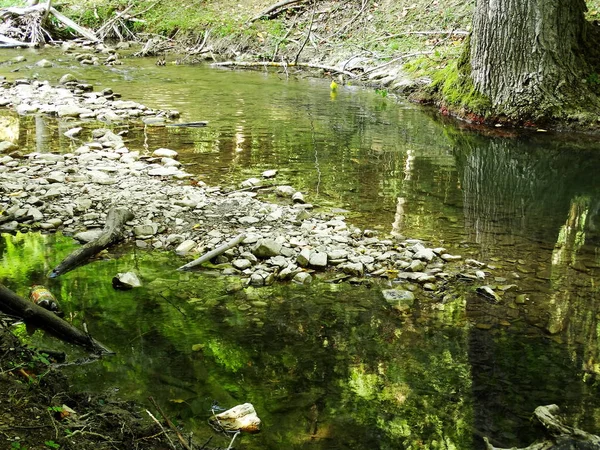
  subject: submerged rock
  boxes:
[112,272,142,290]
[211,403,261,433]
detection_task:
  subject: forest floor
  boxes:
[0,323,193,450]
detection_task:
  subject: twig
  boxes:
[271,16,297,61]
[177,233,246,271]
[361,51,434,76]
[226,431,240,450]
[146,409,177,450]
[329,0,369,39]
[148,396,193,450]
[294,0,315,64]
[371,30,469,42]
[47,410,59,440]
[247,0,305,24]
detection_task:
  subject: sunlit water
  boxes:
[1,48,599,449]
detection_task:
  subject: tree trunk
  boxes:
[470,0,599,120]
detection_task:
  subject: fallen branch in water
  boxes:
[49,207,133,278]
[212,60,358,78]
[0,284,113,354]
[484,405,600,450]
[178,233,246,271]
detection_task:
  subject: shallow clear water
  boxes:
[1,47,599,449]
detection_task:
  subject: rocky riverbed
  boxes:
[0,66,507,310]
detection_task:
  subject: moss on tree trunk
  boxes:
[437,0,600,127]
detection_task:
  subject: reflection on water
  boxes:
[0,48,600,448]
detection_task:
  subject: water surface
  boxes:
[0,47,599,449]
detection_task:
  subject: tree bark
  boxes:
[0,284,113,354]
[49,207,133,278]
[470,0,600,120]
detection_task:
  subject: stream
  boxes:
[1,47,600,449]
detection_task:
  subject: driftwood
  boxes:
[0,284,113,354]
[0,3,97,45]
[178,233,246,271]
[248,0,306,23]
[49,7,98,42]
[212,60,358,78]
[49,207,133,278]
[484,405,600,450]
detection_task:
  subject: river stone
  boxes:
[441,254,462,261]
[382,289,415,311]
[262,169,277,178]
[250,273,265,286]
[414,248,435,262]
[341,262,364,277]
[233,259,252,270]
[275,185,296,198]
[57,105,93,117]
[0,141,17,152]
[112,272,142,290]
[74,229,104,243]
[133,224,158,237]
[407,260,426,272]
[292,192,305,204]
[35,59,53,68]
[46,171,66,183]
[293,272,312,285]
[175,240,197,255]
[59,73,78,84]
[241,178,261,188]
[252,239,282,258]
[296,248,311,267]
[152,148,178,158]
[309,251,328,268]
[64,127,83,138]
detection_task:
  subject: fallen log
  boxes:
[178,233,246,271]
[484,405,600,450]
[0,284,113,354]
[49,207,133,278]
[212,60,358,78]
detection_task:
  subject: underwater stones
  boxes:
[293,271,312,285]
[382,289,415,311]
[241,177,261,188]
[112,271,142,290]
[35,59,53,68]
[210,403,261,434]
[59,73,78,84]
[275,185,296,198]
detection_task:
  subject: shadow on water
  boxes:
[0,48,599,449]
